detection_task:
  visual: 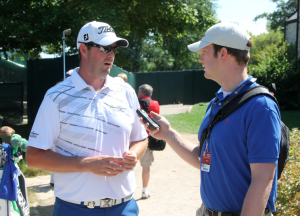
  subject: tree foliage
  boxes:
[115,0,217,72]
[0,0,200,59]
[248,34,300,110]
[253,0,297,31]
[157,0,217,71]
[249,2,300,110]
[248,28,291,65]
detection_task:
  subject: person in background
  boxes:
[138,84,160,199]
[117,73,128,82]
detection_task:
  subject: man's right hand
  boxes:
[27,147,126,176]
[140,111,171,140]
[85,155,125,177]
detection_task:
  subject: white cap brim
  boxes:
[187,41,211,54]
[94,36,128,47]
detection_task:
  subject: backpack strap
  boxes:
[139,98,152,114]
[199,86,279,152]
[216,86,279,123]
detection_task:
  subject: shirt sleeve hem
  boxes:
[27,141,52,150]
[249,158,278,163]
[130,134,148,143]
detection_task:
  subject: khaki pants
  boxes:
[196,204,273,216]
[140,147,154,167]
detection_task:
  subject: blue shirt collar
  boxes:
[215,76,254,101]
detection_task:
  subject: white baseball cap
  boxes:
[77,21,129,49]
[188,22,251,54]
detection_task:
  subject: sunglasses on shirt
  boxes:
[78,42,119,54]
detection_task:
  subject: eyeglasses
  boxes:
[78,42,119,54]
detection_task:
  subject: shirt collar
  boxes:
[71,68,90,91]
[71,67,116,92]
[215,75,254,101]
[103,75,117,91]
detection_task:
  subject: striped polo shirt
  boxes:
[28,69,148,201]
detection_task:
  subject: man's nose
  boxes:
[199,57,203,64]
[107,50,115,58]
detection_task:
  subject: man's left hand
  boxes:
[122,151,138,171]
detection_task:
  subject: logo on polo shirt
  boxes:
[104,102,126,113]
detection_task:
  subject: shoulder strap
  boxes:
[199,86,279,153]
[139,98,152,113]
[211,86,279,132]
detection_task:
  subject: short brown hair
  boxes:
[213,39,252,65]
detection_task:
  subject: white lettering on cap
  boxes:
[98,26,115,34]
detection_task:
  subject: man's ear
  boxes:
[79,44,88,58]
[219,47,228,61]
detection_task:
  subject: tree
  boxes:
[248,29,299,110]
[0,0,199,59]
[248,28,289,65]
[163,0,217,70]
[115,0,218,72]
[253,0,297,32]
[113,34,175,72]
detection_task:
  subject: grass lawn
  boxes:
[163,102,208,134]
[164,103,300,134]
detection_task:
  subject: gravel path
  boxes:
[26,132,202,216]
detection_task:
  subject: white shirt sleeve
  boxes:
[27,96,60,150]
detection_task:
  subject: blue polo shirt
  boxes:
[198,76,281,212]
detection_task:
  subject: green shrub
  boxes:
[276,128,300,215]
[248,42,300,110]
[249,29,285,66]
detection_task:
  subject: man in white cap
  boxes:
[140,22,280,216]
[26,21,148,215]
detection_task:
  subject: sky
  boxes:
[215,0,278,35]
[41,0,279,58]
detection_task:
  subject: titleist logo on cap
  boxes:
[98,26,115,34]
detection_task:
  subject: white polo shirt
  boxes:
[28,69,148,201]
